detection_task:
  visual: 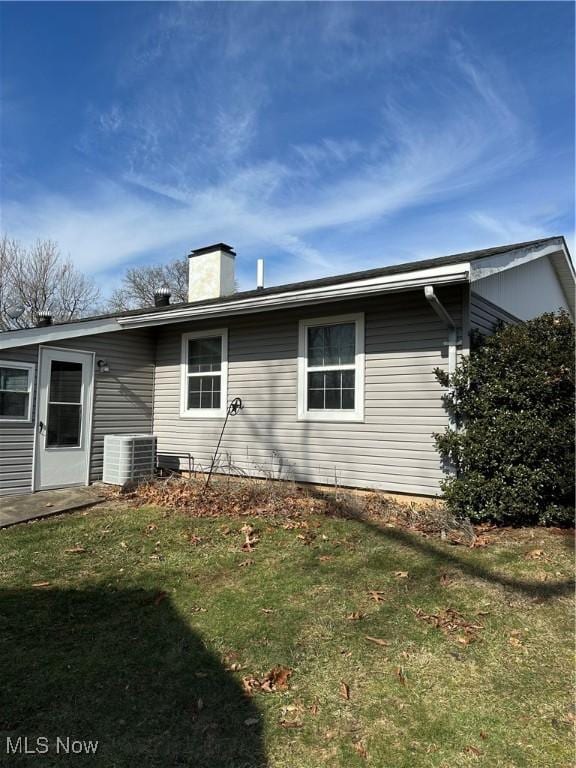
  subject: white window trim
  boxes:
[180,329,228,419]
[298,313,365,422]
[0,359,36,423]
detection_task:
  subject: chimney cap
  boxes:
[189,242,235,258]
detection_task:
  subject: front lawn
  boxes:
[0,499,573,767]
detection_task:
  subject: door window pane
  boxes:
[47,404,81,447]
[49,361,82,403]
[0,391,28,418]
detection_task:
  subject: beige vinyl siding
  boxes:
[470,292,520,336]
[0,329,155,496]
[153,286,463,496]
[56,329,155,482]
[0,346,39,496]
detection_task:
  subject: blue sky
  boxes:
[1,2,574,293]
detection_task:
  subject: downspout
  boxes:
[424,286,459,375]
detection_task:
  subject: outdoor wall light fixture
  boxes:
[97,359,110,373]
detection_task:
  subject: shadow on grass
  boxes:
[317,494,573,601]
[0,587,266,768]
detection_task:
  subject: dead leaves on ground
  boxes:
[414,607,484,644]
[241,524,260,551]
[365,635,390,648]
[368,590,386,602]
[339,681,351,700]
[64,545,87,554]
[242,666,293,696]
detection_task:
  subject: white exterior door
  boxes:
[35,347,94,490]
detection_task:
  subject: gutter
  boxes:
[424,285,460,375]
[119,264,470,329]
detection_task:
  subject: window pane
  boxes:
[0,391,28,418]
[0,367,29,392]
[47,404,81,447]
[342,388,355,409]
[307,370,356,411]
[308,388,324,410]
[188,337,222,373]
[308,323,355,367]
[325,387,340,409]
[49,361,82,403]
[187,375,221,410]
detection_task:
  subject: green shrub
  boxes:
[434,311,575,526]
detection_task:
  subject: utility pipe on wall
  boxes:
[424,285,459,375]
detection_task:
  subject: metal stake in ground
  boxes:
[204,397,244,490]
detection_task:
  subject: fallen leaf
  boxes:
[346,612,364,621]
[64,546,86,554]
[279,719,303,728]
[310,702,319,716]
[508,636,523,648]
[238,559,254,567]
[479,731,488,740]
[319,555,332,562]
[120,541,128,549]
[365,635,390,647]
[31,581,50,588]
[456,635,473,646]
[439,573,453,587]
[368,590,385,602]
[525,549,545,560]
[353,742,367,759]
[339,681,351,700]
[145,523,158,534]
[464,745,482,756]
[394,571,409,579]
[45,503,54,508]
[395,666,407,686]
[261,608,274,614]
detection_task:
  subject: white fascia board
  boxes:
[469,239,568,281]
[118,263,470,329]
[0,317,122,351]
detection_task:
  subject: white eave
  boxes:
[118,262,470,329]
[0,261,469,349]
[0,317,123,351]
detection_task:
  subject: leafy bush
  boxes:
[434,311,575,526]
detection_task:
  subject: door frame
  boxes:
[32,345,95,492]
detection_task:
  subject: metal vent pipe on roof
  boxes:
[257,259,265,290]
[36,312,52,327]
[153,288,171,307]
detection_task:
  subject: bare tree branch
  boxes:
[0,237,100,330]
[105,257,188,312]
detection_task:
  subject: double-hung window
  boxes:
[181,329,228,418]
[0,360,35,422]
[298,314,365,421]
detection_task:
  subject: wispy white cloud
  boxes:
[2,3,572,291]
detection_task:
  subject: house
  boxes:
[0,236,573,499]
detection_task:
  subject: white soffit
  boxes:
[469,238,574,316]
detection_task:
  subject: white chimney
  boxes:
[188,243,236,302]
